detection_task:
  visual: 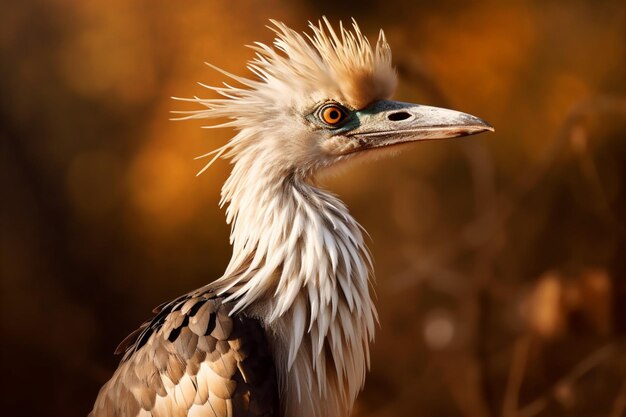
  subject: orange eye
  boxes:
[319,104,347,126]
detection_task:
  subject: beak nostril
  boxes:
[387,111,411,121]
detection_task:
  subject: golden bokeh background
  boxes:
[2,0,626,416]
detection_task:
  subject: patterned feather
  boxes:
[92,17,393,417]
[90,290,278,417]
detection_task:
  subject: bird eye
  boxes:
[318,104,348,126]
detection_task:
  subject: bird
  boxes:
[90,18,492,417]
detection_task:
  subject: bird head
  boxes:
[177,18,493,179]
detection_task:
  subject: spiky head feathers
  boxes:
[177,18,397,176]
[263,19,397,111]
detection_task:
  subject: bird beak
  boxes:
[346,100,493,152]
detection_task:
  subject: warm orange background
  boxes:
[2,1,626,416]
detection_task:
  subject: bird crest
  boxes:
[174,18,397,175]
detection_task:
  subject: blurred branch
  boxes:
[465,95,626,254]
[394,94,626,283]
[441,354,492,417]
[610,377,626,417]
[497,96,626,225]
[518,344,616,417]
[502,335,532,417]
[398,54,626,417]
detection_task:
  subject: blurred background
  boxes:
[2,0,626,416]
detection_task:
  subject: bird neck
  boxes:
[215,155,371,314]
[212,154,377,417]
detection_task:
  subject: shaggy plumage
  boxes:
[91,17,492,417]
[185,19,387,417]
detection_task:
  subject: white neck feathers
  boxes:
[211,152,377,417]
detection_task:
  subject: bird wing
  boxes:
[90,290,278,417]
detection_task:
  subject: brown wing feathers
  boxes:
[90,292,278,417]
